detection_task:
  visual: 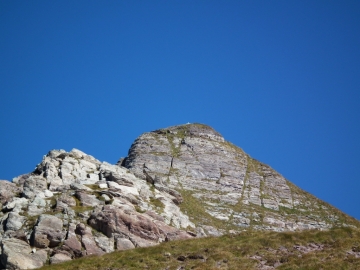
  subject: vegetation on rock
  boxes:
[39,227,360,270]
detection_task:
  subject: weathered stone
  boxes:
[3,198,29,213]
[70,183,92,192]
[79,159,98,171]
[75,223,104,256]
[50,253,72,264]
[44,190,54,198]
[22,176,47,200]
[55,193,76,212]
[88,205,191,247]
[63,224,82,257]
[115,238,135,250]
[32,215,65,248]
[5,213,25,231]
[107,181,139,196]
[95,236,114,253]
[99,183,108,189]
[75,191,103,207]
[0,180,21,205]
[0,238,47,269]
[165,231,193,241]
[1,124,359,269]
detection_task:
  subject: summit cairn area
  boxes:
[0,123,358,269]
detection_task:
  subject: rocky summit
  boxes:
[0,123,358,269]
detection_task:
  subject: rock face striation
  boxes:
[0,123,358,269]
[123,124,358,233]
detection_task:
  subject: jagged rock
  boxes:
[32,215,65,248]
[70,183,93,192]
[115,238,135,250]
[62,223,82,257]
[3,197,29,213]
[5,213,25,231]
[55,193,76,212]
[49,253,72,264]
[88,205,161,240]
[88,205,192,247]
[75,191,103,207]
[75,223,104,256]
[0,238,47,269]
[0,125,359,269]
[0,181,21,205]
[123,124,346,232]
[22,176,47,200]
[95,236,114,253]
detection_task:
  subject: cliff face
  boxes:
[0,123,358,269]
[124,123,357,232]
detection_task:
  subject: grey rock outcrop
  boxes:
[0,124,358,269]
[0,147,194,269]
[0,238,47,270]
[0,181,21,205]
[124,123,358,233]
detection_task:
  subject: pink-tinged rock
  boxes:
[81,234,105,256]
[32,215,65,248]
[75,191,103,207]
[50,253,72,264]
[75,223,104,256]
[63,224,82,257]
[165,230,193,241]
[0,180,21,205]
[0,238,47,270]
[88,205,194,248]
[22,176,47,199]
[88,206,161,241]
[116,238,135,250]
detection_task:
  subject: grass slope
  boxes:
[40,227,360,270]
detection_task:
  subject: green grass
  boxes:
[149,197,165,213]
[39,227,360,270]
[177,189,235,231]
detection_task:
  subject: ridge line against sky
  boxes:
[0,1,359,220]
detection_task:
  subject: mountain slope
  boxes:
[38,227,360,270]
[0,123,358,269]
[123,123,358,233]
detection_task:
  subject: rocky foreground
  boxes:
[0,123,358,269]
[0,148,195,269]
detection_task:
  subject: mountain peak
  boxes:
[0,124,358,269]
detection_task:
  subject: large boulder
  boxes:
[75,223,105,256]
[32,215,65,248]
[0,180,21,205]
[5,213,25,231]
[0,238,47,270]
[88,205,192,247]
[22,176,47,200]
[61,223,82,258]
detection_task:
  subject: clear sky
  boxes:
[1,1,359,220]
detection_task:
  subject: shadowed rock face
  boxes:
[0,123,358,269]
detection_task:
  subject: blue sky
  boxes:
[1,1,359,220]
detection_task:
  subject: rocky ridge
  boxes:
[123,124,358,233]
[0,123,358,269]
[0,149,194,269]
